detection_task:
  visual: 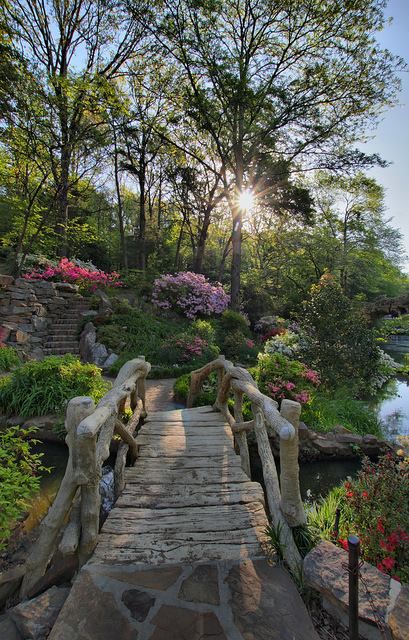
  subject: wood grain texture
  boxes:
[94,405,269,565]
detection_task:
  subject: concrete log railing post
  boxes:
[20,357,151,599]
[188,356,305,573]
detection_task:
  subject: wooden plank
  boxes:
[127,456,241,470]
[92,540,265,564]
[116,486,265,509]
[138,425,232,436]
[145,414,227,423]
[135,434,233,446]
[124,467,248,484]
[105,500,266,523]
[137,445,235,458]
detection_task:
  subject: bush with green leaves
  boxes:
[301,391,383,437]
[218,310,250,337]
[0,345,21,372]
[299,274,381,393]
[0,355,109,417]
[0,427,48,549]
[255,352,320,406]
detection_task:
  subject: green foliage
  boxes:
[219,310,250,337]
[0,356,109,417]
[265,522,286,562]
[301,392,383,437]
[310,454,409,583]
[255,352,319,405]
[0,426,49,550]
[0,346,21,372]
[299,274,380,392]
[377,315,409,339]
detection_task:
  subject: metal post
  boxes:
[333,508,341,539]
[348,535,360,640]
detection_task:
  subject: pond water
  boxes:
[374,336,409,442]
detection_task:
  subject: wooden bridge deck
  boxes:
[92,405,269,565]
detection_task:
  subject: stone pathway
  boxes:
[145,378,178,411]
[49,558,319,640]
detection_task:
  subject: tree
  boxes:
[4,0,145,253]
[139,0,403,307]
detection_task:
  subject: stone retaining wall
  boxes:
[0,275,84,359]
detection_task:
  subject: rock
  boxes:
[150,605,226,640]
[22,414,58,431]
[10,586,70,640]
[26,555,79,600]
[103,353,119,370]
[178,564,220,605]
[0,614,22,640]
[121,589,155,622]
[387,584,409,640]
[31,347,45,360]
[55,283,78,293]
[32,316,48,331]
[0,565,25,608]
[0,275,14,287]
[6,415,26,426]
[333,425,352,434]
[79,322,97,362]
[311,435,352,457]
[15,329,29,344]
[304,541,400,640]
[226,559,319,640]
[48,571,137,640]
[91,342,109,366]
[94,289,113,315]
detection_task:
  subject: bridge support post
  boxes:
[279,400,306,527]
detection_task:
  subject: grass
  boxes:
[0,355,110,417]
[0,346,21,372]
[301,391,383,437]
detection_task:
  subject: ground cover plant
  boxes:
[308,453,409,583]
[0,345,21,372]
[0,427,48,550]
[0,355,109,417]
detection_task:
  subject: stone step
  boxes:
[49,329,78,335]
[43,348,80,355]
[45,340,79,348]
[46,335,78,346]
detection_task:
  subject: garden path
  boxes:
[49,403,319,639]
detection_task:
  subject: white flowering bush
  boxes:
[366,348,399,395]
[264,330,301,359]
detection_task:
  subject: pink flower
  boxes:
[246,339,255,348]
[294,391,310,404]
[284,382,296,391]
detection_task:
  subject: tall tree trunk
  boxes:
[230,155,243,309]
[174,220,185,269]
[56,148,70,256]
[193,206,211,273]
[137,142,146,271]
[113,130,128,275]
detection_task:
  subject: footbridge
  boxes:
[20,357,319,640]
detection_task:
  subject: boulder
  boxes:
[0,615,22,640]
[0,565,25,608]
[9,586,70,640]
[91,342,109,367]
[103,353,119,370]
[79,322,97,362]
[55,283,78,293]
[94,289,113,315]
[15,329,29,344]
[304,541,408,640]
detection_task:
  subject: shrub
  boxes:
[0,345,21,372]
[0,427,48,550]
[221,330,259,364]
[301,391,383,437]
[255,352,320,406]
[152,271,229,319]
[299,274,381,392]
[24,257,122,291]
[219,310,250,336]
[263,329,301,359]
[0,355,109,417]
[309,454,409,583]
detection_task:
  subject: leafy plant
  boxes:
[256,352,320,406]
[301,391,383,437]
[0,345,21,372]
[0,426,49,550]
[0,355,109,417]
[310,454,409,583]
[265,522,286,562]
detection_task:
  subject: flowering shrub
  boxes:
[310,454,409,583]
[264,329,301,358]
[174,336,208,362]
[24,258,122,291]
[256,352,320,406]
[152,272,229,320]
[261,327,286,342]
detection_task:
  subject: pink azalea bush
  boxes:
[256,352,320,406]
[24,258,122,291]
[152,272,229,320]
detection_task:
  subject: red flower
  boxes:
[361,491,369,499]
[377,562,386,573]
[377,518,385,534]
[344,481,352,490]
[338,538,348,551]
[346,491,354,499]
[382,557,395,571]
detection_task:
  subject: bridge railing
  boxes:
[20,356,150,598]
[188,355,305,572]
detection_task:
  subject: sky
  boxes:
[364,0,409,262]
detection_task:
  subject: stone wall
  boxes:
[0,275,84,359]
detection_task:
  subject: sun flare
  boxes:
[238,189,254,212]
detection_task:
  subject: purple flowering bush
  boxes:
[152,272,229,320]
